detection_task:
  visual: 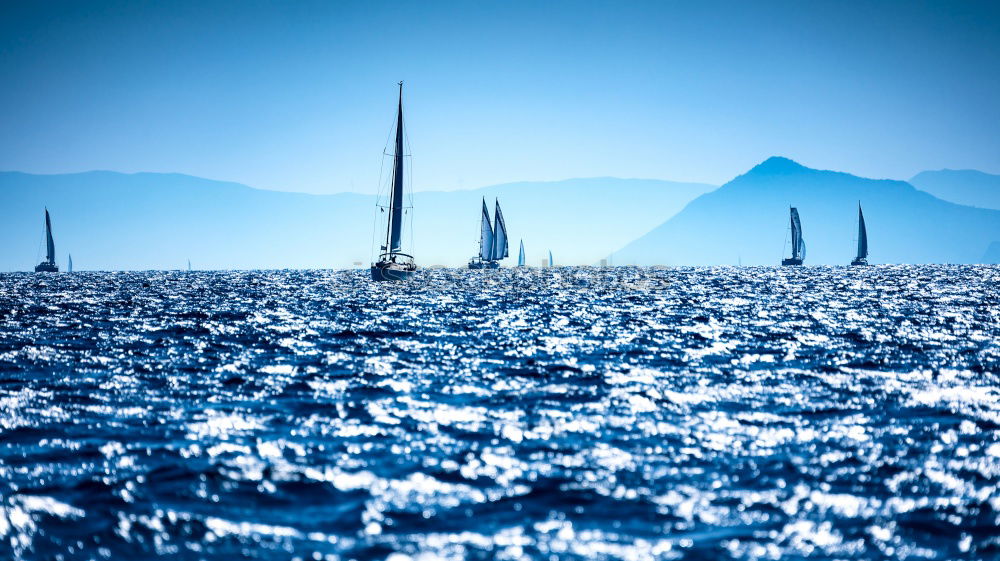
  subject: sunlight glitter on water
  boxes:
[0,265,998,559]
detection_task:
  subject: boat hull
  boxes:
[34,262,59,273]
[850,258,868,266]
[781,258,803,266]
[370,262,416,281]
[467,260,500,270]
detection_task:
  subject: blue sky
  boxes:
[1,0,998,194]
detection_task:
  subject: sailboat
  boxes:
[851,203,869,266]
[548,250,554,268]
[34,208,59,272]
[468,198,509,269]
[517,240,525,267]
[781,207,805,266]
[68,254,73,273]
[371,82,417,281]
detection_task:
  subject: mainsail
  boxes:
[68,254,73,273]
[790,207,805,261]
[518,240,525,267]
[548,250,553,267]
[492,200,509,260]
[44,209,55,264]
[387,82,406,254]
[479,198,494,260]
[856,204,868,260]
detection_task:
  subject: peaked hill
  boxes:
[613,157,1000,265]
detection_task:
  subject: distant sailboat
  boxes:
[34,208,59,272]
[469,198,509,269]
[851,203,869,266]
[548,250,554,268]
[68,254,73,273]
[517,240,525,267]
[469,199,496,269]
[781,207,805,266]
[371,82,417,281]
[188,259,192,272]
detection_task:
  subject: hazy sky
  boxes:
[2,1,998,194]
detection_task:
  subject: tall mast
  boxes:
[387,81,405,254]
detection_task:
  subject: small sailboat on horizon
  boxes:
[851,203,869,266]
[371,82,417,281]
[68,254,73,273]
[34,208,59,272]
[781,207,805,266]
[548,250,554,268]
[468,198,509,269]
[517,240,525,267]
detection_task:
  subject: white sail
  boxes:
[857,205,868,260]
[790,207,804,260]
[492,200,509,260]
[479,198,494,261]
[44,209,55,264]
[518,240,525,266]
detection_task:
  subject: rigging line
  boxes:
[36,221,45,266]
[782,224,789,261]
[372,148,391,262]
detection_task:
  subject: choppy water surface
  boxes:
[1,266,998,560]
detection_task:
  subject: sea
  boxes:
[1,265,998,561]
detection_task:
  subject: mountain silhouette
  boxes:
[0,171,711,271]
[613,157,1000,265]
[909,169,1000,210]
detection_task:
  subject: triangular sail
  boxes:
[548,250,553,267]
[44,209,56,264]
[479,198,494,261]
[856,205,868,260]
[789,207,804,260]
[68,254,73,272]
[492,200,509,260]
[387,82,406,254]
[518,240,525,266]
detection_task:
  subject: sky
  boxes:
[1,0,998,194]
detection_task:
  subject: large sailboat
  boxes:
[468,198,508,269]
[851,203,869,266]
[371,82,417,281]
[781,207,805,266]
[517,240,525,267]
[34,208,59,272]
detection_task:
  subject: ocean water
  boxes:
[1,266,998,561]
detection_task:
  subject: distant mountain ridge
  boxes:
[909,169,1000,210]
[613,157,1000,265]
[0,171,712,271]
